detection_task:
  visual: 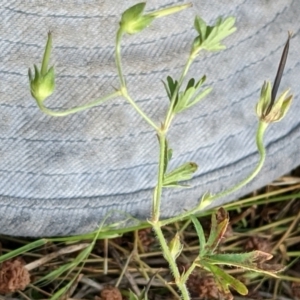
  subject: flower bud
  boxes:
[119,2,190,35]
[28,65,55,102]
[28,32,55,103]
[169,233,183,260]
[119,3,154,35]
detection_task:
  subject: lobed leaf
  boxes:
[172,76,212,113]
[201,260,248,296]
[193,16,236,52]
[206,250,285,277]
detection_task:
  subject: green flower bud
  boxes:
[29,65,55,103]
[28,32,55,103]
[256,81,293,123]
[169,233,183,260]
[119,2,191,35]
[119,3,154,35]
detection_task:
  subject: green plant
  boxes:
[2,2,294,300]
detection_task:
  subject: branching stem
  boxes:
[159,121,268,226]
[37,91,121,117]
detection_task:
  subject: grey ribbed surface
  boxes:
[0,0,299,236]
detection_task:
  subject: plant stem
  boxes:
[121,89,159,131]
[115,28,159,131]
[159,121,269,226]
[152,223,190,300]
[209,120,268,201]
[37,91,121,117]
[181,261,197,284]
[115,28,126,88]
[152,132,166,222]
[152,54,195,220]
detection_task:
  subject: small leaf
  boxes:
[206,251,285,277]
[162,76,178,101]
[174,86,195,113]
[172,76,212,113]
[163,162,198,187]
[195,75,206,89]
[204,17,236,51]
[192,16,236,53]
[205,207,229,254]
[129,290,139,300]
[190,215,206,256]
[201,260,248,296]
[162,182,190,188]
[140,272,159,300]
[186,78,195,90]
[185,87,212,109]
[194,16,207,43]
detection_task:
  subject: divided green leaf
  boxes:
[206,251,285,277]
[201,260,248,296]
[193,16,236,52]
[163,75,212,114]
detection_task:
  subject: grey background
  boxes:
[0,0,299,236]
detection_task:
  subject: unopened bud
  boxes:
[29,65,55,102]
[169,233,183,260]
[28,32,55,103]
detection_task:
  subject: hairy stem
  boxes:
[152,223,190,300]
